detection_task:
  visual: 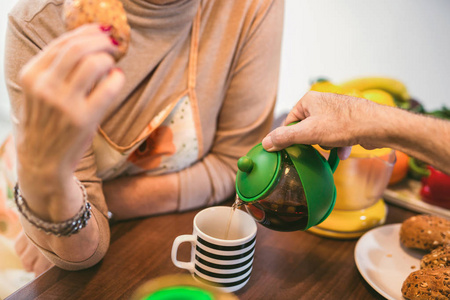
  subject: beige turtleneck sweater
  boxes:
[5,0,283,268]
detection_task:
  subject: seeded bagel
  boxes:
[399,215,450,251]
[401,267,450,300]
[63,0,130,59]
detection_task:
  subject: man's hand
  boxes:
[262,91,368,159]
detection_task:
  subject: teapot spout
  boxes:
[232,194,245,209]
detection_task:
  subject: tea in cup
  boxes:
[171,206,257,293]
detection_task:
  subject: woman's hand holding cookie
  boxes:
[16,24,125,220]
[15,0,132,220]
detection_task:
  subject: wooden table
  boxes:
[7,202,416,300]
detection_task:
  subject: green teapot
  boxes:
[235,143,339,231]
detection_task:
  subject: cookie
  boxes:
[63,0,130,59]
[421,244,450,270]
[399,215,450,251]
[401,267,450,300]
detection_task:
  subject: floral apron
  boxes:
[94,5,203,181]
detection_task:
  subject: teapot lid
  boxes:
[235,143,281,202]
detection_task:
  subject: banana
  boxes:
[310,80,363,98]
[339,77,410,102]
[310,81,343,93]
[361,89,396,107]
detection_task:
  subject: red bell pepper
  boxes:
[420,166,450,209]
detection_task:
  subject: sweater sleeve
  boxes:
[4,2,110,269]
[178,0,284,210]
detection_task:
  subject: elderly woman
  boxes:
[5,0,284,275]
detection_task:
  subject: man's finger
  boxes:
[337,147,352,160]
[283,106,305,126]
[262,123,304,152]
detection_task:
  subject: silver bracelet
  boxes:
[14,177,92,237]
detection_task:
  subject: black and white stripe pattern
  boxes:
[193,236,256,292]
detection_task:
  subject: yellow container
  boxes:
[310,145,396,238]
[333,145,395,210]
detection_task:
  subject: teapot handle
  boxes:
[328,148,339,173]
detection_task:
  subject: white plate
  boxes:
[354,224,426,300]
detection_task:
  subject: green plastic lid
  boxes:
[236,143,281,202]
[142,286,214,300]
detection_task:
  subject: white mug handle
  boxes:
[171,234,196,272]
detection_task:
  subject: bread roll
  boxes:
[63,0,130,59]
[420,244,450,270]
[399,215,450,251]
[401,268,450,300]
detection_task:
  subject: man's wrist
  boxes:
[355,101,396,149]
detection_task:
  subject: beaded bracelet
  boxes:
[14,177,92,237]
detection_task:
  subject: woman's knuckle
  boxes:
[79,54,113,76]
[77,116,90,128]
[89,57,105,70]
[96,53,114,69]
[69,110,93,129]
[103,87,116,99]
[74,23,100,35]
[18,70,30,88]
[64,109,81,125]
[61,41,84,60]
[33,80,54,101]
[101,53,115,65]
[18,65,37,90]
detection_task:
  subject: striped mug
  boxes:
[171,206,257,293]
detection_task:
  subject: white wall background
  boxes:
[276,0,450,116]
[1,0,450,142]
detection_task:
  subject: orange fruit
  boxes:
[388,151,409,185]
